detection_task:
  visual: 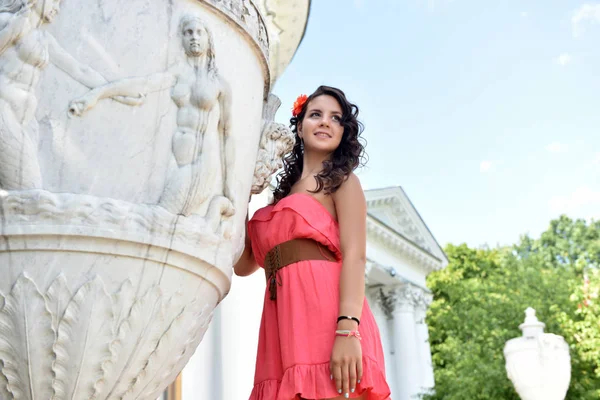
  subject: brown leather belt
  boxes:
[265,238,337,300]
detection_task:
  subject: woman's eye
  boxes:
[310,112,320,117]
[332,115,341,122]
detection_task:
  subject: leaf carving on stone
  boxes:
[120,294,191,400]
[0,272,217,400]
[111,279,135,335]
[104,286,168,399]
[45,273,72,334]
[51,276,115,400]
[90,279,135,400]
[0,273,55,400]
[0,359,10,400]
[137,301,214,399]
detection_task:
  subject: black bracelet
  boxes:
[337,315,360,325]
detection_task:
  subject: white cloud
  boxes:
[545,141,569,153]
[555,53,572,66]
[521,11,529,17]
[480,160,493,173]
[572,3,600,37]
[593,152,600,165]
[549,186,600,218]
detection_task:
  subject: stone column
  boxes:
[0,1,294,399]
[368,287,395,388]
[414,290,435,394]
[390,284,421,400]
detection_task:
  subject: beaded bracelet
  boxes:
[337,315,360,325]
[335,329,362,340]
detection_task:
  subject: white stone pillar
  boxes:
[367,287,395,390]
[390,284,421,400]
[414,291,435,394]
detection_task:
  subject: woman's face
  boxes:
[298,95,344,155]
[182,20,209,57]
[34,0,61,23]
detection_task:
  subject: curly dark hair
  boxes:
[272,85,366,203]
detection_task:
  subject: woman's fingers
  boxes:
[332,363,343,395]
[341,360,350,398]
[349,360,358,394]
[357,358,363,385]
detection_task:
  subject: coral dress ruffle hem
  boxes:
[248,193,391,400]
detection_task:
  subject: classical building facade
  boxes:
[175,186,448,399]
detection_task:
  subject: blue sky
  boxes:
[271,0,600,248]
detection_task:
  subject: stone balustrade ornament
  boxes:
[0,0,293,398]
[504,308,571,400]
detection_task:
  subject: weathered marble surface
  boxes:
[0,0,292,398]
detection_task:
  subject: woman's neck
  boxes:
[187,54,210,72]
[301,151,330,180]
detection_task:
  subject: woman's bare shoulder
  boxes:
[333,173,364,200]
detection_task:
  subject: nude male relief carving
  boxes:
[0,0,140,190]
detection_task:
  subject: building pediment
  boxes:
[365,187,448,271]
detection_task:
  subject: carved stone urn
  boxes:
[0,0,294,399]
[503,308,571,400]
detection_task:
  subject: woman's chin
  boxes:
[305,144,338,155]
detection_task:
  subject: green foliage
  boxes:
[424,216,600,399]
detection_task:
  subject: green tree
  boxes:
[556,267,600,398]
[424,216,600,399]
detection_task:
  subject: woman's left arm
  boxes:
[330,173,367,398]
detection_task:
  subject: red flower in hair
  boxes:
[292,94,308,117]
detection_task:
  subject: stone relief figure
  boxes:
[251,122,294,194]
[251,94,294,194]
[0,0,140,190]
[68,15,236,224]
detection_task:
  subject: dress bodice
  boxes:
[248,193,341,267]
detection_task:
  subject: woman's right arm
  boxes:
[68,72,177,116]
[233,214,260,276]
[84,73,176,101]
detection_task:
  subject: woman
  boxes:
[0,0,139,190]
[235,86,391,400]
[68,14,234,218]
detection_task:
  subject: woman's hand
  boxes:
[68,92,100,117]
[113,94,146,107]
[330,333,363,398]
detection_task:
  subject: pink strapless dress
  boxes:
[247,193,391,400]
